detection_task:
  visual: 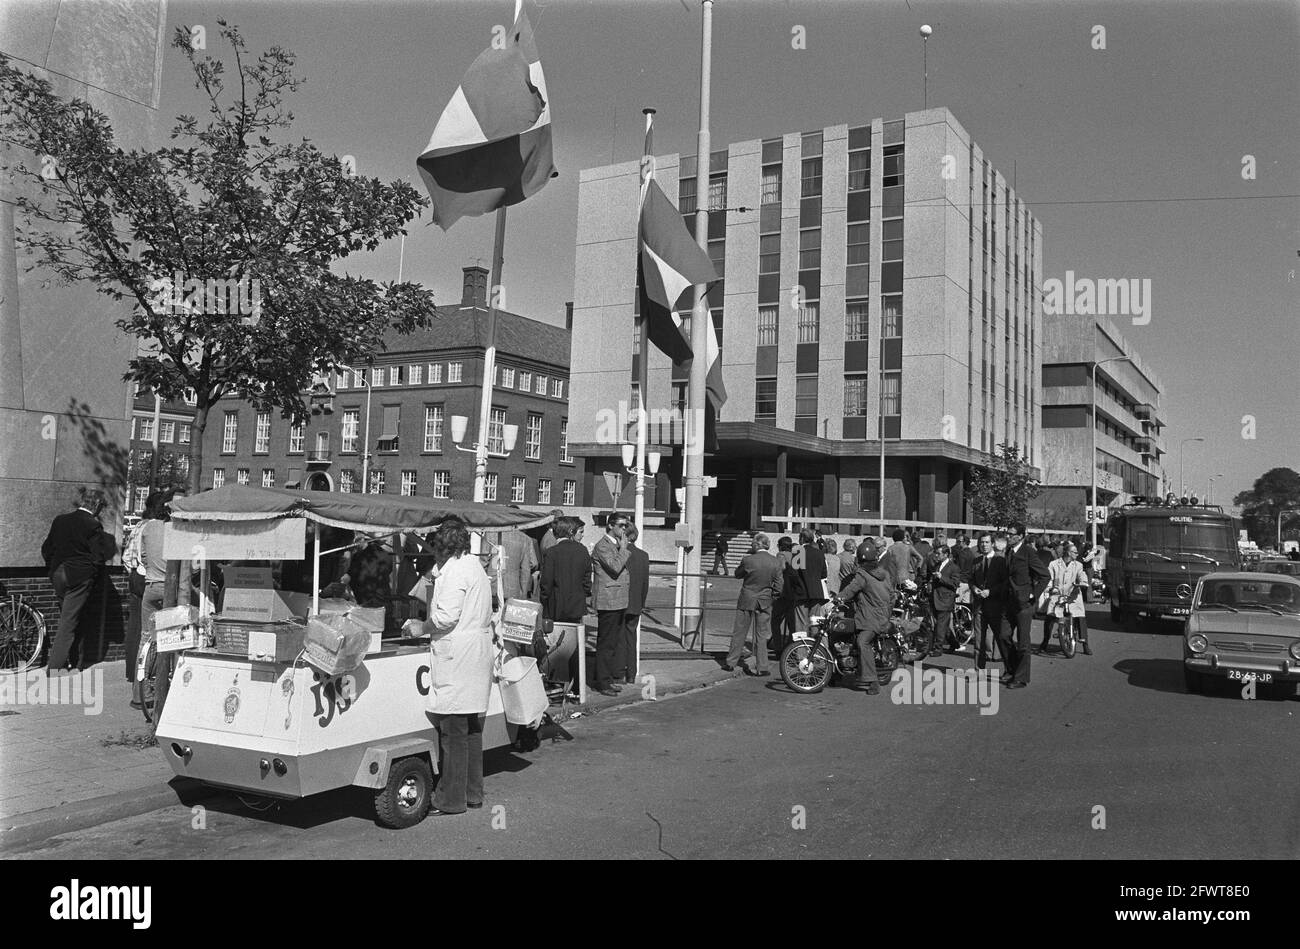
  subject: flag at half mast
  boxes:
[417,1,557,230]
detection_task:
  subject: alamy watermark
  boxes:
[1042,270,1151,325]
[147,272,263,324]
[1,668,104,715]
[889,663,1000,715]
[594,399,707,454]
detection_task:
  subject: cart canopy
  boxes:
[169,485,553,533]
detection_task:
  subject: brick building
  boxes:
[202,267,583,508]
[125,384,198,514]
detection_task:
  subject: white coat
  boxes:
[1048,559,1088,618]
[422,553,496,715]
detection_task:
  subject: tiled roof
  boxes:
[380,305,571,370]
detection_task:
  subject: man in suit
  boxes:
[789,528,828,634]
[620,524,651,685]
[927,543,960,657]
[952,532,977,583]
[970,532,1009,670]
[999,522,1051,689]
[771,536,796,654]
[838,539,858,584]
[882,529,924,590]
[42,487,116,670]
[590,513,632,696]
[537,516,591,625]
[496,526,539,602]
[725,533,783,676]
[539,508,566,558]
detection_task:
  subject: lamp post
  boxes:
[335,364,372,493]
[920,25,933,109]
[1206,472,1223,505]
[449,412,519,491]
[1178,436,1205,499]
[1090,355,1136,548]
[621,443,662,528]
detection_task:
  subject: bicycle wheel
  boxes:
[951,606,974,651]
[1060,616,1077,658]
[0,597,46,672]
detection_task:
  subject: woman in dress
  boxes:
[1047,542,1091,656]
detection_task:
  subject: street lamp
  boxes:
[1090,355,1136,548]
[450,413,518,463]
[336,364,372,493]
[1206,472,1224,505]
[1178,436,1205,499]
[620,442,662,513]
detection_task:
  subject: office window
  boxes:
[755,378,777,421]
[708,173,727,211]
[132,486,149,512]
[369,470,385,495]
[178,423,191,445]
[510,475,526,503]
[499,366,515,388]
[423,405,443,452]
[484,472,498,501]
[881,294,903,337]
[339,470,354,493]
[519,371,532,392]
[708,239,725,278]
[858,479,881,512]
[432,471,450,499]
[846,299,869,341]
[237,468,250,485]
[538,479,552,505]
[882,144,905,188]
[535,374,547,395]
[376,405,400,452]
[262,468,275,488]
[371,367,383,387]
[799,229,821,270]
[801,157,822,197]
[761,164,782,205]
[881,373,901,415]
[882,219,903,262]
[758,305,779,346]
[183,388,197,406]
[341,410,359,453]
[560,419,572,463]
[254,411,270,453]
[222,412,238,453]
[526,413,543,459]
[848,150,870,192]
[409,365,423,385]
[348,369,360,389]
[429,363,442,384]
[448,362,462,383]
[795,376,818,417]
[288,423,304,453]
[212,468,225,489]
[551,378,563,398]
[388,365,401,386]
[400,470,417,496]
[138,417,155,442]
[759,234,780,274]
[488,407,507,454]
[563,480,576,506]
[336,371,348,391]
[801,131,823,156]
[798,300,820,343]
[678,177,697,215]
[847,223,869,266]
[844,376,869,416]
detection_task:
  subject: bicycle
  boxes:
[0,592,47,672]
[1052,581,1088,659]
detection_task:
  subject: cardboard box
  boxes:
[156,623,202,653]
[220,588,311,623]
[347,605,386,633]
[304,613,370,675]
[153,605,198,632]
[246,622,307,663]
[500,598,543,645]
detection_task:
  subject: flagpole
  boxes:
[474,206,507,505]
[682,0,713,638]
[636,109,654,540]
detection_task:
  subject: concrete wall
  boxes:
[0,0,168,568]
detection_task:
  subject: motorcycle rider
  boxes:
[838,539,894,696]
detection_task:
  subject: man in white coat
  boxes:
[421,517,496,815]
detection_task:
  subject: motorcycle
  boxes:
[780,598,910,694]
[890,580,933,660]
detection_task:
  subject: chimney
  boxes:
[564,301,573,331]
[462,265,489,307]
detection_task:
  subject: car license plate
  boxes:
[1168,607,1190,616]
[1227,670,1273,684]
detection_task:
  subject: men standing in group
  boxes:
[621,524,650,686]
[999,522,1051,689]
[771,536,796,653]
[927,542,960,657]
[725,533,783,676]
[970,532,1009,670]
[496,525,539,602]
[537,516,591,627]
[788,528,828,634]
[539,508,566,558]
[882,528,923,590]
[590,513,632,696]
[838,539,858,585]
[41,487,116,671]
[952,532,977,584]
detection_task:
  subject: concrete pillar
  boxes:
[0,198,23,410]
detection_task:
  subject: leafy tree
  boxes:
[0,21,437,493]
[969,442,1041,530]
[1233,466,1300,546]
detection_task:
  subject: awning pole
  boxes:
[312,520,321,617]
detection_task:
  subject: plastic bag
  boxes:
[303,613,370,675]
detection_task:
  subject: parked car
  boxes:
[1256,558,1300,579]
[1183,572,1300,695]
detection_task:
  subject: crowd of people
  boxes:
[726,524,1109,695]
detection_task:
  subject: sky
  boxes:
[159,0,1299,507]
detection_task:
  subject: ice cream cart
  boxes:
[155,486,552,828]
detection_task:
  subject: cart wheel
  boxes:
[375,756,433,829]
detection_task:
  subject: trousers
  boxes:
[595,609,625,688]
[47,565,95,670]
[727,607,770,672]
[431,713,484,813]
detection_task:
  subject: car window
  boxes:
[1198,579,1300,613]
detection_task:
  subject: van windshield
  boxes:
[1127,519,1236,560]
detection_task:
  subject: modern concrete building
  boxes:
[202,267,583,509]
[570,108,1043,532]
[1038,312,1166,523]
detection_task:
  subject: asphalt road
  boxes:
[11,608,1300,859]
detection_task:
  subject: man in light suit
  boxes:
[725,533,784,676]
[999,522,1051,689]
[590,513,632,696]
[621,524,651,686]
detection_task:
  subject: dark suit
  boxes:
[621,544,651,681]
[789,543,828,633]
[953,544,977,583]
[538,539,591,623]
[42,508,114,669]
[727,550,783,672]
[999,541,1051,684]
[971,553,1009,669]
[928,559,960,652]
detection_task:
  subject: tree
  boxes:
[1233,467,1300,546]
[968,442,1041,530]
[0,22,438,493]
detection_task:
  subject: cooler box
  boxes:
[220,588,311,623]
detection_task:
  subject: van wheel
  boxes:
[375,756,433,829]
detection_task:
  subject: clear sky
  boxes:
[160,0,1299,507]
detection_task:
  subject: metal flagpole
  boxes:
[636,107,655,678]
[473,207,508,505]
[682,0,713,639]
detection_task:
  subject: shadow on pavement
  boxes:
[1112,657,1186,695]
